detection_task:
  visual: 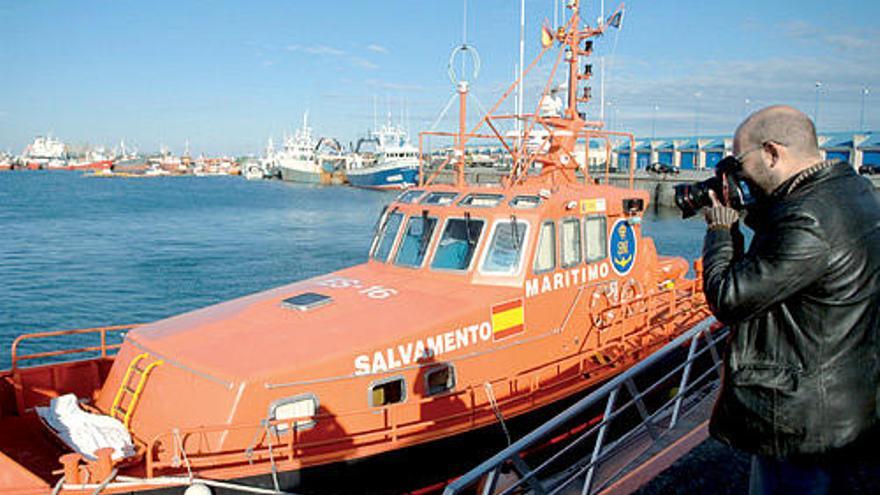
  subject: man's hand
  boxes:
[704,190,740,230]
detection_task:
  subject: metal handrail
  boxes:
[9,324,138,371]
[443,317,726,495]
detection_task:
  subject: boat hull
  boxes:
[66,160,113,171]
[279,167,322,184]
[117,379,614,495]
[124,345,696,495]
[346,165,418,190]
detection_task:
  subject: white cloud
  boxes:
[365,79,427,92]
[367,44,389,54]
[573,30,880,136]
[285,44,347,56]
[351,57,379,70]
[824,33,875,51]
[783,20,814,40]
[284,44,378,70]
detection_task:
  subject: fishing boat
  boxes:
[346,122,419,190]
[66,147,113,171]
[0,2,712,494]
[18,134,68,169]
[0,152,12,171]
[241,157,265,180]
[277,112,323,184]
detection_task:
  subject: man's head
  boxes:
[733,105,823,195]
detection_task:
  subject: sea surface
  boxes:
[0,171,708,370]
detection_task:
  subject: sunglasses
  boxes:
[732,140,787,167]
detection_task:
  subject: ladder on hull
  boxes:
[110,353,163,428]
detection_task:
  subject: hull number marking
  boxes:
[315,277,398,300]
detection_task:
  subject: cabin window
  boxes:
[480,220,529,275]
[371,211,403,262]
[533,221,556,273]
[424,364,456,396]
[394,215,438,268]
[269,394,318,434]
[560,218,582,268]
[509,195,542,209]
[420,192,459,206]
[585,216,607,262]
[397,189,425,204]
[431,217,485,271]
[458,193,505,208]
[370,376,406,407]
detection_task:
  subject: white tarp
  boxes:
[36,393,135,461]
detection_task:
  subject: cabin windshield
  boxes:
[372,211,403,262]
[510,195,542,209]
[585,216,608,262]
[397,190,425,204]
[431,217,485,271]
[420,192,458,206]
[394,215,438,268]
[458,193,505,208]
[481,220,529,275]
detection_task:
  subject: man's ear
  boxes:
[763,141,781,167]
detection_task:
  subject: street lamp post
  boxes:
[814,81,822,129]
[860,87,870,132]
[694,92,702,138]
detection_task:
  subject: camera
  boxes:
[673,156,753,218]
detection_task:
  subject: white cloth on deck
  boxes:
[36,393,135,461]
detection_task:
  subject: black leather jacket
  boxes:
[703,161,880,458]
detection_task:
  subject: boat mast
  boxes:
[517,0,525,148]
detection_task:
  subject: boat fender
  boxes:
[184,484,212,495]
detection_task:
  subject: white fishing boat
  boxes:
[241,157,264,180]
[19,135,68,169]
[277,112,322,183]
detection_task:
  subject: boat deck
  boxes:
[0,414,59,492]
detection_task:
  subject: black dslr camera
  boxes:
[673,156,754,218]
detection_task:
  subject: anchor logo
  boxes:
[609,219,637,275]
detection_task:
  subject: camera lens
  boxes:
[673,179,716,218]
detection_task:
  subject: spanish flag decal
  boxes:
[492,299,525,340]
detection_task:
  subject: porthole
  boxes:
[370,376,406,407]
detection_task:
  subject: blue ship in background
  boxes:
[346,122,419,190]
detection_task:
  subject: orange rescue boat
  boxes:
[0,2,712,493]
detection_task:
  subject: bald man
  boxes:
[701,105,880,494]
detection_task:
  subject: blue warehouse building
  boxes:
[610,132,877,170]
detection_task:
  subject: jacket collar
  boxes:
[770,159,845,199]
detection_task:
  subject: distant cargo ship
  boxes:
[18,135,68,169]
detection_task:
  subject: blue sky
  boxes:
[2,0,879,156]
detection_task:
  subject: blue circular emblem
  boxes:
[609,219,637,275]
